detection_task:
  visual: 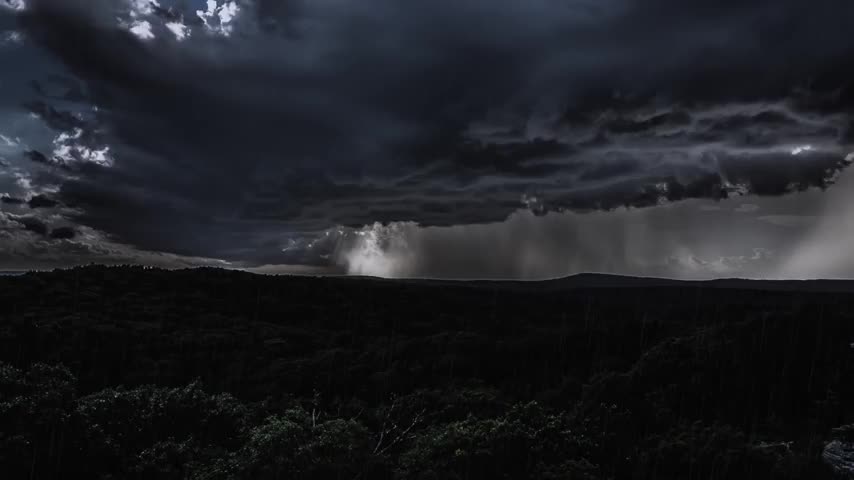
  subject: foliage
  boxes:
[0,266,852,478]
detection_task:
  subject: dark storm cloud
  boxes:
[49,226,75,239]
[1,195,24,205]
[6,0,854,266]
[27,194,57,208]
[0,210,235,270]
[22,99,87,132]
[24,149,66,169]
[15,214,47,235]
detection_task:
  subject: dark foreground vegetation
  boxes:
[2,266,854,479]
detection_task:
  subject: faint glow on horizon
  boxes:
[343,223,414,278]
[790,145,814,155]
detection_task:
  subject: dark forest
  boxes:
[1,266,853,479]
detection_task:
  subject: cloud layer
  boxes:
[2,0,854,274]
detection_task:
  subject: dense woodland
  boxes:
[1,266,854,479]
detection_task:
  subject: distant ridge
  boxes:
[546,272,854,292]
[7,264,854,294]
[389,272,854,293]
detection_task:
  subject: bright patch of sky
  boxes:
[1,31,22,46]
[51,129,114,167]
[791,145,814,156]
[129,0,160,17]
[165,21,189,41]
[0,0,26,12]
[121,0,234,41]
[129,20,155,40]
[0,133,17,147]
[196,0,240,36]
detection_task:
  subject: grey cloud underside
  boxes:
[4,0,854,266]
[0,209,230,270]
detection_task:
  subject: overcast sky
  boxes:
[1,0,854,279]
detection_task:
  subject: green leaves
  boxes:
[398,402,596,479]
